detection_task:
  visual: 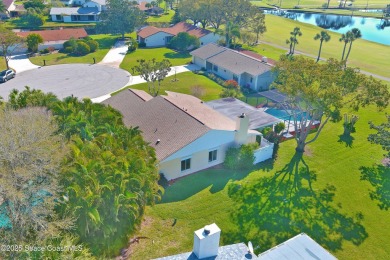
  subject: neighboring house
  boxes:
[102,89,274,181]
[190,43,275,91]
[15,28,88,52]
[155,223,337,260]
[137,22,221,48]
[0,0,14,19]
[138,2,164,15]
[50,0,106,22]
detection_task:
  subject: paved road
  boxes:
[0,64,131,101]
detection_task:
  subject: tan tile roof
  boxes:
[102,89,210,161]
[16,28,88,42]
[137,22,212,39]
[138,1,148,11]
[130,89,153,101]
[163,91,237,131]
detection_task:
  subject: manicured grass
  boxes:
[147,9,175,23]
[251,0,389,9]
[259,15,390,78]
[29,34,118,66]
[243,42,287,61]
[129,102,390,259]
[114,71,224,101]
[119,47,192,74]
[0,60,7,71]
[4,17,94,29]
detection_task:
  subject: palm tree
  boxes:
[216,21,240,48]
[314,31,331,62]
[345,28,362,62]
[339,31,353,60]
[286,27,302,55]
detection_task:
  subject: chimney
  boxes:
[193,223,221,259]
[235,113,249,145]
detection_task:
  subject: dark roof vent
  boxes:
[204,226,210,235]
[156,139,160,145]
[239,113,246,118]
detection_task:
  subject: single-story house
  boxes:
[50,0,106,22]
[0,0,14,19]
[102,89,274,180]
[138,1,164,15]
[15,28,88,52]
[137,22,221,48]
[190,43,275,91]
[154,223,337,260]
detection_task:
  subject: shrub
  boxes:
[86,40,99,52]
[26,33,43,53]
[127,38,138,53]
[63,38,77,51]
[169,32,200,51]
[63,46,73,54]
[39,48,49,54]
[47,46,55,53]
[75,42,90,56]
[274,122,286,134]
[224,143,258,169]
[224,79,239,89]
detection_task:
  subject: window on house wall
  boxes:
[209,150,217,162]
[213,65,218,72]
[181,158,191,171]
[56,15,61,20]
[250,77,253,83]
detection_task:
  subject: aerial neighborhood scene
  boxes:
[0,0,390,258]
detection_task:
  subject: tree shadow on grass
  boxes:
[164,52,191,60]
[223,152,367,254]
[338,134,355,147]
[160,161,274,204]
[360,164,390,211]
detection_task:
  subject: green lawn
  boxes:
[147,9,175,24]
[243,42,287,61]
[129,102,390,259]
[5,17,95,29]
[258,15,390,78]
[29,34,118,66]
[119,47,192,74]
[113,71,224,101]
[251,0,389,9]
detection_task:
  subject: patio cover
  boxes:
[258,89,287,103]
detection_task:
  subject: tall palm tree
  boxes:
[314,31,331,62]
[286,27,302,55]
[339,31,353,60]
[345,28,362,62]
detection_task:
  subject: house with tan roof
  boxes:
[15,28,88,53]
[190,43,275,92]
[136,22,221,48]
[103,89,274,180]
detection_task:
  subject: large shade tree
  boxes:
[97,0,145,39]
[368,115,390,158]
[0,26,24,69]
[0,107,71,259]
[272,56,389,153]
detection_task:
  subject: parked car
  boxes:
[0,69,15,83]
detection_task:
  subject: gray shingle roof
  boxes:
[102,89,210,161]
[154,243,251,260]
[50,7,100,15]
[190,43,225,60]
[191,43,272,76]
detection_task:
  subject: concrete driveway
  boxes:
[0,64,131,101]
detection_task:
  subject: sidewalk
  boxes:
[91,63,200,103]
[98,40,128,68]
[9,54,40,73]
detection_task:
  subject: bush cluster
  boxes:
[62,37,99,56]
[224,143,259,170]
[127,37,138,53]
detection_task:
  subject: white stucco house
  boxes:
[14,28,88,53]
[137,22,221,48]
[50,0,106,22]
[191,43,275,91]
[103,89,274,180]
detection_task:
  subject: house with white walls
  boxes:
[102,89,274,180]
[191,43,275,91]
[50,0,106,22]
[137,22,221,48]
[154,223,337,260]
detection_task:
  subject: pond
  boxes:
[266,10,390,45]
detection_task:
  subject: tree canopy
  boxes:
[26,33,43,53]
[97,0,145,39]
[169,32,200,51]
[272,56,390,152]
[0,25,24,69]
[368,115,390,158]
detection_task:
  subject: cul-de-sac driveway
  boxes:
[0,63,131,101]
